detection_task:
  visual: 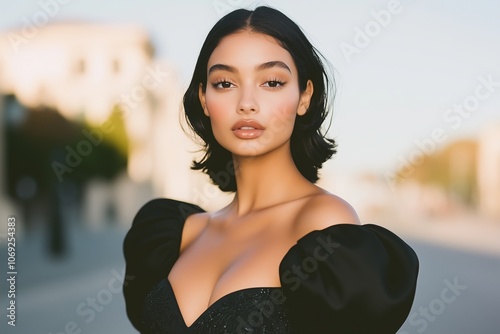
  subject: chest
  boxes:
[170,221,294,289]
[167,217,297,327]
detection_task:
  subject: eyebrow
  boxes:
[257,61,291,73]
[208,61,291,75]
[208,64,237,75]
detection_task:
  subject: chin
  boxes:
[217,135,289,159]
[230,144,265,157]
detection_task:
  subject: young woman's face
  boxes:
[199,30,313,158]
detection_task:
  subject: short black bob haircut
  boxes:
[183,6,337,192]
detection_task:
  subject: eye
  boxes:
[212,80,235,89]
[262,80,285,88]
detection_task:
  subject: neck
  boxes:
[228,143,319,217]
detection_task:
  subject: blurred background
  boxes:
[0,0,499,333]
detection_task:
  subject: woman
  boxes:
[123,6,419,333]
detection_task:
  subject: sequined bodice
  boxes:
[124,199,419,333]
[142,279,291,333]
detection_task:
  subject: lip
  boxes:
[231,119,265,131]
[232,119,265,139]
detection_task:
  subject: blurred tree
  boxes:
[67,107,129,183]
[396,139,477,206]
[4,94,129,255]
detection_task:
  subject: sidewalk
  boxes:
[0,224,137,334]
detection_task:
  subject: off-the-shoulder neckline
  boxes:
[167,197,379,243]
[164,199,387,328]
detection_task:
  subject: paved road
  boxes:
[1,225,499,334]
[399,239,500,334]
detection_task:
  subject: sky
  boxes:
[1,0,499,175]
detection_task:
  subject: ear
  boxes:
[199,83,209,117]
[297,80,314,116]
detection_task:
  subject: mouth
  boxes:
[232,119,265,139]
[231,119,265,131]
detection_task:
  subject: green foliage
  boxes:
[396,140,477,205]
[5,104,129,200]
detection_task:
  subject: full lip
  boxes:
[231,119,265,131]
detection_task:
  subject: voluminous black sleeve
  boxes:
[122,198,204,331]
[279,223,419,334]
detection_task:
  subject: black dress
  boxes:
[123,198,419,333]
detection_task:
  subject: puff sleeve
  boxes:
[279,223,419,334]
[122,198,205,331]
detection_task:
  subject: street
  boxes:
[1,224,499,334]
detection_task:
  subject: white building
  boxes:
[477,123,500,219]
[0,22,226,229]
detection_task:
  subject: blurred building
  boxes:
[319,170,393,222]
[477,124,500,219]
[0,22,226,234]
[389,129,500,221]
[389,139,474,217]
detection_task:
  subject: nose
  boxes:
[237,86,258,114]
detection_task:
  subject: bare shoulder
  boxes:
[180,211,210,252]
[293,192,360,239]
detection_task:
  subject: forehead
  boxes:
[207,30,297,74]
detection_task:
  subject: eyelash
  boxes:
[263,79,286,88]
[211,79,235,89]
[210,78,287,90]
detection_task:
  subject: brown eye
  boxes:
[263,80,285,88]
[212,80,235,89]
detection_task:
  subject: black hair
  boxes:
[183,6,336,192]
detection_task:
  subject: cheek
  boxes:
[265,95,300,134]
[204,93,236,149]
[205,94,231,126]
